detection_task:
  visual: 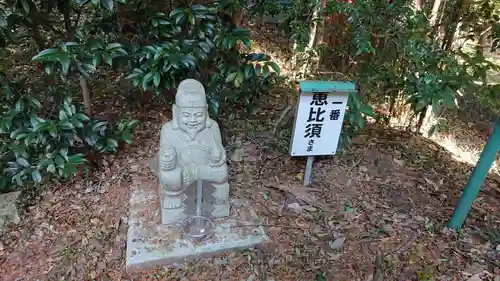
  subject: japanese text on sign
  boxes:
[290,81,353,156]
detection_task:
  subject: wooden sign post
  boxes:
[290,81,356,186]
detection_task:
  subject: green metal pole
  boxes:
[448,120,500,229]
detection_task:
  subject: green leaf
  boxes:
[32,48,59,62]
[13,174,22,186]
[315,271,327,281]
[199,42,210,53]
[121,131,132,144]
[423,76,433,84]
[126,119,139,128]
[47,164,56,173]
[103,52,112,66]
[153,72,161,87]
[20,0,30,14]
[190,4,208,12]
[357,114,365,130]
[15,133,28,141]
[91,0,99,6]
[263,191,269,200]
[71,118,84,128]
[0,16,7,28]
[16,157,29,167]
[75,113,90,121]
[267,62,280,75]
[101,0,113,11]
[92,121,108,131]
[175,13,184,25]
[349,92,361,109]
[55,155,65,168]
[29,97,41,108]
[31,170,42,183]
[235,71,244,87]
[59,109,67,121]
[240,37,251,48]
[144,45,158,53]
[88,39,103,50]
[359,105,376,117]
[47,124,57,138]
[68,154,86,164]
[143,72,154,83]
[208,98,219,116]
[126,72,142,80]
[244,65,254,79]
[415,100,427,112]
[60,121,74,130]
[92,53,101,67]
[169,8,184,18]
[63,102,73,117]
[106,43,122,51]
[349,112,356,126]
[262,65,270,77]
[188,12,195,25]
[107,138,118,148]
[44,64,54,75]
[15,99,23,111]
[58,52,71,76]
[225,72,237,83]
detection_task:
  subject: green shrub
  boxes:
[0,75,137,193]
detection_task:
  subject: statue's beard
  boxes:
[181,124,204,140]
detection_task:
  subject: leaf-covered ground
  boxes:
[1,80,500,281]
[1,20,500,281]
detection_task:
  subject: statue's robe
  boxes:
[158,118,228,196]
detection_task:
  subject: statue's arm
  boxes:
[197,120,228,183]
[210,120,227,164]
[159,124,183,191]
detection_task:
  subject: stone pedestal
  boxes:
[0,191,21,233]
[126,178,269,273]
[160,181,230,225]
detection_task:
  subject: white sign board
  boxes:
[290,81,352,156]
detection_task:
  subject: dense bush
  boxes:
[0,0,279,194]
[125,2,280,115]
[0,75,137,193]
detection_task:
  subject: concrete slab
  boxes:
[0,191,21,233]
[126,178,269,273]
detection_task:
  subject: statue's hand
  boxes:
[197,164,227,183]
[197,165,211,181]
[160,146,176,171]
[209,145,225,167]
[182,168,192,188]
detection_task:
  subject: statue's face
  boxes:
[176,106,207,137]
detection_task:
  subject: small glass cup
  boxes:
[182,216,214,241]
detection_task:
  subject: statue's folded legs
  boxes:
[211,182,230,217]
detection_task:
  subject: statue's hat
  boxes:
[175,79,207,108]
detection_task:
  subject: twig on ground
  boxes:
[222,222,308,229]
[385,232,418,257]
[346,157,363,176]
[452,248,500,268]
[373,251,384,281]
[265,184,336,212]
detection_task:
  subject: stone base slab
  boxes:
[0,191,21,233]
[126,178,269,273]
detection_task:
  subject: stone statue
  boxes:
[158,79,230,224]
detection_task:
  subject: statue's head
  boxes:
[172,79,211,139]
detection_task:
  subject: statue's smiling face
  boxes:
[177,107,207,137]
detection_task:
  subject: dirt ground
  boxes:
[1,18,500,281]
[0,82,499,281]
